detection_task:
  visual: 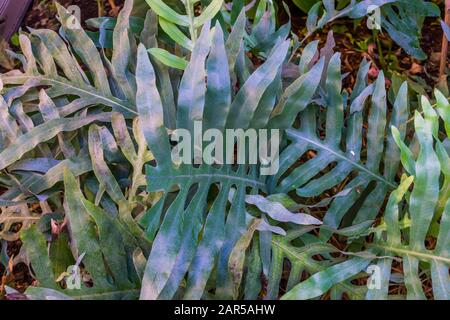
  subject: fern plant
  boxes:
[277,93,450,300]
[7,109,158,299]
[1,0,321,299]
[0,1,161,298]
[1,0,449,301]
[142,0,224,68]
[20,168,144,300]
[268,45,409,242]
[0,1,168,238]
[134,15,328,299]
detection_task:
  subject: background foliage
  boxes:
[0,0,449,300]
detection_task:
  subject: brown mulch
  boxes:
[21,0,123,31]
[281,0,446,93]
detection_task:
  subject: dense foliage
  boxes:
[0,0,448,300]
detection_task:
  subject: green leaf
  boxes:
[159,17,194,51]
[203,23,231,132]
[1,5,139,118]
[144,0,190,26]
[268,229,367,300]
[282,256,371,300]
[149,48,189,71]
[228,219,261,299]
[245,194,322,225]
[369,103,450,299]
[176,21,211,132]
[0,113,111,171]
[136,44,172,167]
[226,40,290,129]
[21,225,59,289]
[63,168,112,289]
[194,0,224,28]
[392,126,415,175]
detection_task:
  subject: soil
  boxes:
[21,0,124,31]
[281,1,446,92]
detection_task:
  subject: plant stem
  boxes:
[185,0,197,44]
[373,29,385,70]
[439,0,450,79]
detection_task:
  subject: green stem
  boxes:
[406,96,450,124]
[185,0,197,44]
[371,243,450,264]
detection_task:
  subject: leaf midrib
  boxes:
[286,129,397,189]
[148,172,266,188]
[272,238,366,299]
[3,75,138,116]
[372,243,450,264]
[70,288,139,300]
